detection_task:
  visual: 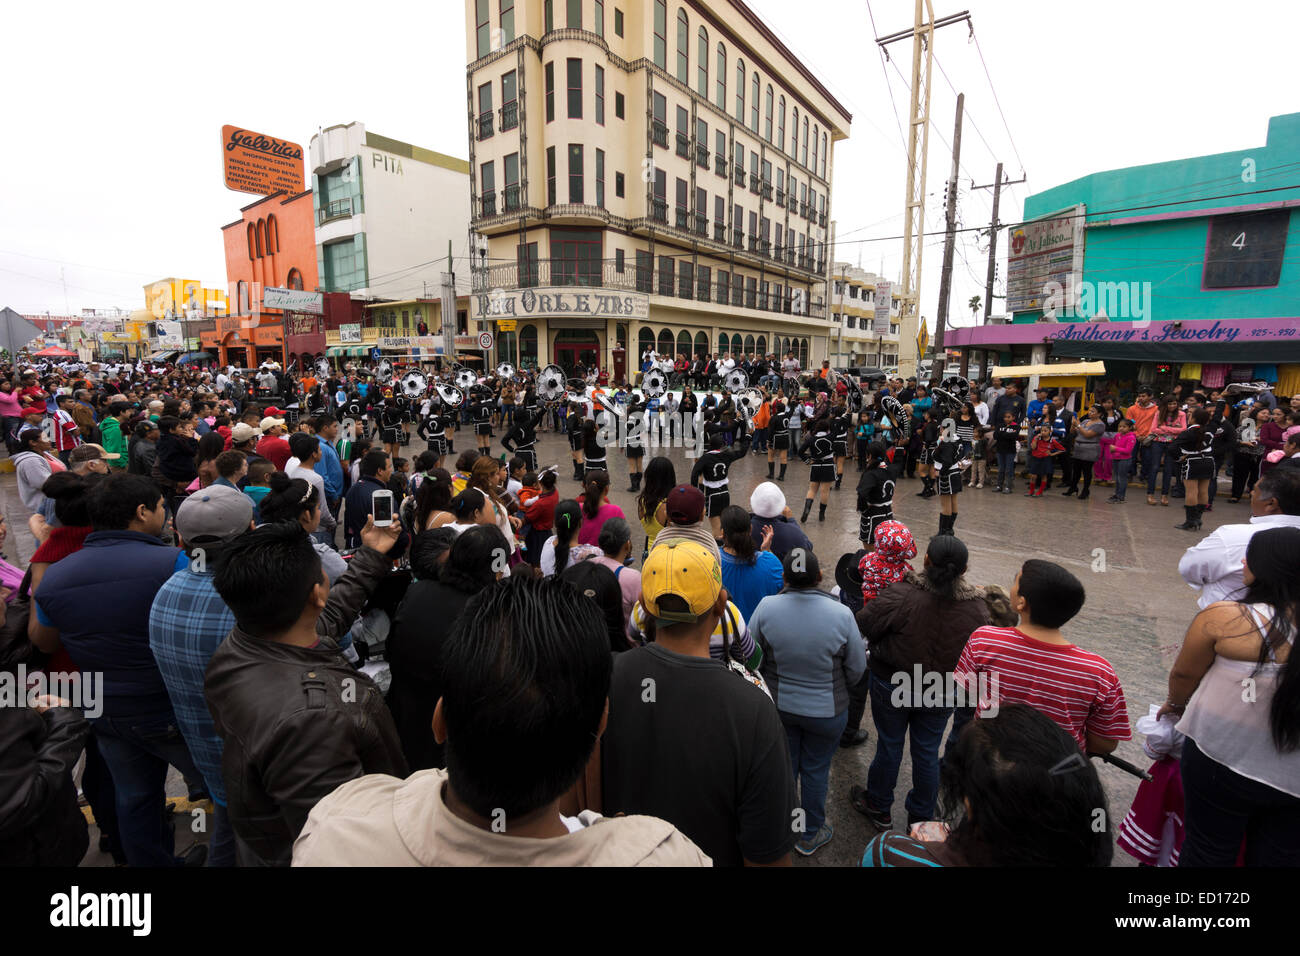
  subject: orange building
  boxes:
[213,189,318,367]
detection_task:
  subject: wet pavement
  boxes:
[5,422,1229,867]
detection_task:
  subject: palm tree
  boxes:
[968,295,982,323]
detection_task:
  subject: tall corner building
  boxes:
[465,0,851,381]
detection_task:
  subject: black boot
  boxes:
[800,498,813,523]
[778,463,787,482]
[574,461,584,480]
[767,461,775,479]
[818,502,827,522]
[834,473,842,490]
[948,512,958,536]
[1193,504,1206,530]
[1176,505,1198,530]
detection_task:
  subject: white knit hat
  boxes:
[750,481,786,519]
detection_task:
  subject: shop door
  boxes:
[554,342,599,376]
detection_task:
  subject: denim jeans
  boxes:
[1179,738,1300,866]
[780,709,848,835]
[91,708,204,867]
[865,673,952,823]
[208,801,237,867]
[1141,440,1166,495]
[1113,458,1132,500]
[996,450,1016,489]
[752,426,769,452]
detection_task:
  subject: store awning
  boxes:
[178,351,214,365]
[147,349,180,362]
[991,361,1107,378]
[1051,338,1300,362]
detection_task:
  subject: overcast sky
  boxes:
[4,0,1298,330]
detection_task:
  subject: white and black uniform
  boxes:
[800,430,836,484]
[772,407,792,451]
[919,421,939,465]
[1176,424,1216,480]
[830,413,851,458]
[582,427,608,475]
[395,394,413,424]
[379,404,403,445]
[566,410,586,452]
[932,437,964,495]
[502,407,546,471]
[472,396,494,436]
[856,462,896,543]
[691,434,752,517]
[623,403,645,458]
[418,411,454,457]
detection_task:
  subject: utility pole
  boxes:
[973,163,1026,323]
[932,92,964,361]
[875,4,973,380]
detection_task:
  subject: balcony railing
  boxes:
[692,213,707,236]
[477,112,494,140]
[500,101,519,131]
[800,200,809,218]
[317,197,353,224]
[650,197,668,223]
[776,188,785,205]
[748,236,759,253]
[713,222,726,242]
[762,182,773,201]
[819,212,827,227]
[480,192,496,216]
[674,206,689,229]
[651,120,668,148]
[714,154,727,176]
[731,228,743,249]
[469,258,825,317]
[503,184,520,211]
[749,172,760,193]
[695,142,709,167]
[733,164,745,186]
[675,132,690,158]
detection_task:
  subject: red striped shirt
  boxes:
[954,626,1131,750]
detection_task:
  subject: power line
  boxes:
[970,28,1026,176]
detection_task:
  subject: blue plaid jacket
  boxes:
[149,564,236,806]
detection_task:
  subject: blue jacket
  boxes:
[750,588,866,719]
[749,514,813,564]
[315,436,344,499]
[35,530,183,713]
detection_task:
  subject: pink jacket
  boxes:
[1108,432,1137,460]
[1151,412,1186,440]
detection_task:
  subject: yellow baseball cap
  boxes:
[641,540,722,624]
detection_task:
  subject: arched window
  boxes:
[731,333,742,355]
[247,224,256,260]
[734,58,745,122]
[267,214,279,253]
[777,96,786,152]
[791,106,799,156]
[675,9,688,84]
[693,331,708,356]
[718,331,729,354]
[756,334,767,355]
[256,220,266,257]
[657,328,674,355]
[638,326,655,356]
[781,336,790,355]
[764,85,774,142]
[800,337,810,367]
[802,116,809,166]
[821,132,828,178]
[750,71,759,132]
[237,281,250,315]
[715,43,726,110]
[744,334,755,354]
[697,26,708,97]
[520,324,538,366]
[286,268,303,291]
[677,330,691,356]
[812,124,819,178]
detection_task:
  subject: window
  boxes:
[615,7,623,36]
[750,72,759,132]
[777,96,786,151]
[501,70,518,130]
[475,0,490,58]
[500,0,515,44]
[675,177,688,228]
[717,270,729,304]
[732,202,742,244]
[480,161,495,214]
[566,58,582,119]
[594,0,603,37]
[267,214,279,252]
[477,82,493,139]
[676,9,689,83]
[246,224,255,259]
[697,26,709,96]
[653,0,667,69]
[812,123,819,177]
[716,43,726,110]
[679,260,694,298]
[322,237,365,292]
[714,195,724,236]
[615,171,625,198]
[615,91,624,119]
[545,62,555,122]
[764,85,774,142]
[595,149,605,208]
[802,115,809,166]
[546,147,556,205]
[615,248,624,272]
[636,251,652,291]
[504,153,520,210]
[822,132,828,179]
[552,228,601,285]
[658,255,674,296]
[675,105,688,157]
[698,265,710,299]
[653,167,667,222]
[566,0,580,28]
[594,65,604,124]
[791,106,799,156]
[544,0,553,32]
[735,58,745,121]
[568,144,584,204]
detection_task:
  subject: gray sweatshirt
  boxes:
[751,587,867,718]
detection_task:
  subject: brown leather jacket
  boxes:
[856,570,991,682]
[204,545,408,866]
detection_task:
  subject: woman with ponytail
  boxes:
[1162,525,1300,865]
[851,533,991,831]
[576,470,624,547]
[540,499,600,578]
[258,472,347,584]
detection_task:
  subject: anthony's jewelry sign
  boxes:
[474,287,649,321]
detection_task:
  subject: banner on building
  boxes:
[339,324,362,344]
[288,314,319,336]
[473,287,649,322]
[264,287,324,314]
[157,320,183,348]
[1006,204,1086,314]
[872,281,892,334]
[221,125,305,197]
[378,336,440,350]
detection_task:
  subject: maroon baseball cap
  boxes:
[665,484,705,525]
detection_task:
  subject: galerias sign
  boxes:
[222,125,305,197]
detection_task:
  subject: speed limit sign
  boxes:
[478,330,495,350]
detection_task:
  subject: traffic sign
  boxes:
[370,347,381,361]
[915,324,929,359]
[478,331,495,350]
[497,320,517,332]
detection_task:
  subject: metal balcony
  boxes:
[714,154,727,176]
[695,143,709,167]
[477,112,494,140]
[651,121,668,148]
[675,132,690,158]
[499,101,519,131]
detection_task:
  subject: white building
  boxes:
[309,122,472,298]
[830,262,900,368]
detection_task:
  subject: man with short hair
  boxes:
[67,442,115,476]
[602,540,797,866]
[256,415,292,470]
[31,473,205,867]
[344,449,404,551]
[983,376,1004,406]
[205,519,405,866]
[294,575,710,866]
[991,381,1026,424]
[312,414,346,517]
[1178,468,1300,608]
[149,486,256,867]
[287,431,336,544]
[650,484,721,561]
[99,399,134,470]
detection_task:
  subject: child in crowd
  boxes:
[969,426,989,489]
[388,457,410,500]
[953,559,1131,754]
[1106,419,1138,504]
[856,411,876,472]
[857,520,916,605]
[1025,424,1066,497]
[994,412,1021,494]
[243,459,275,522]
